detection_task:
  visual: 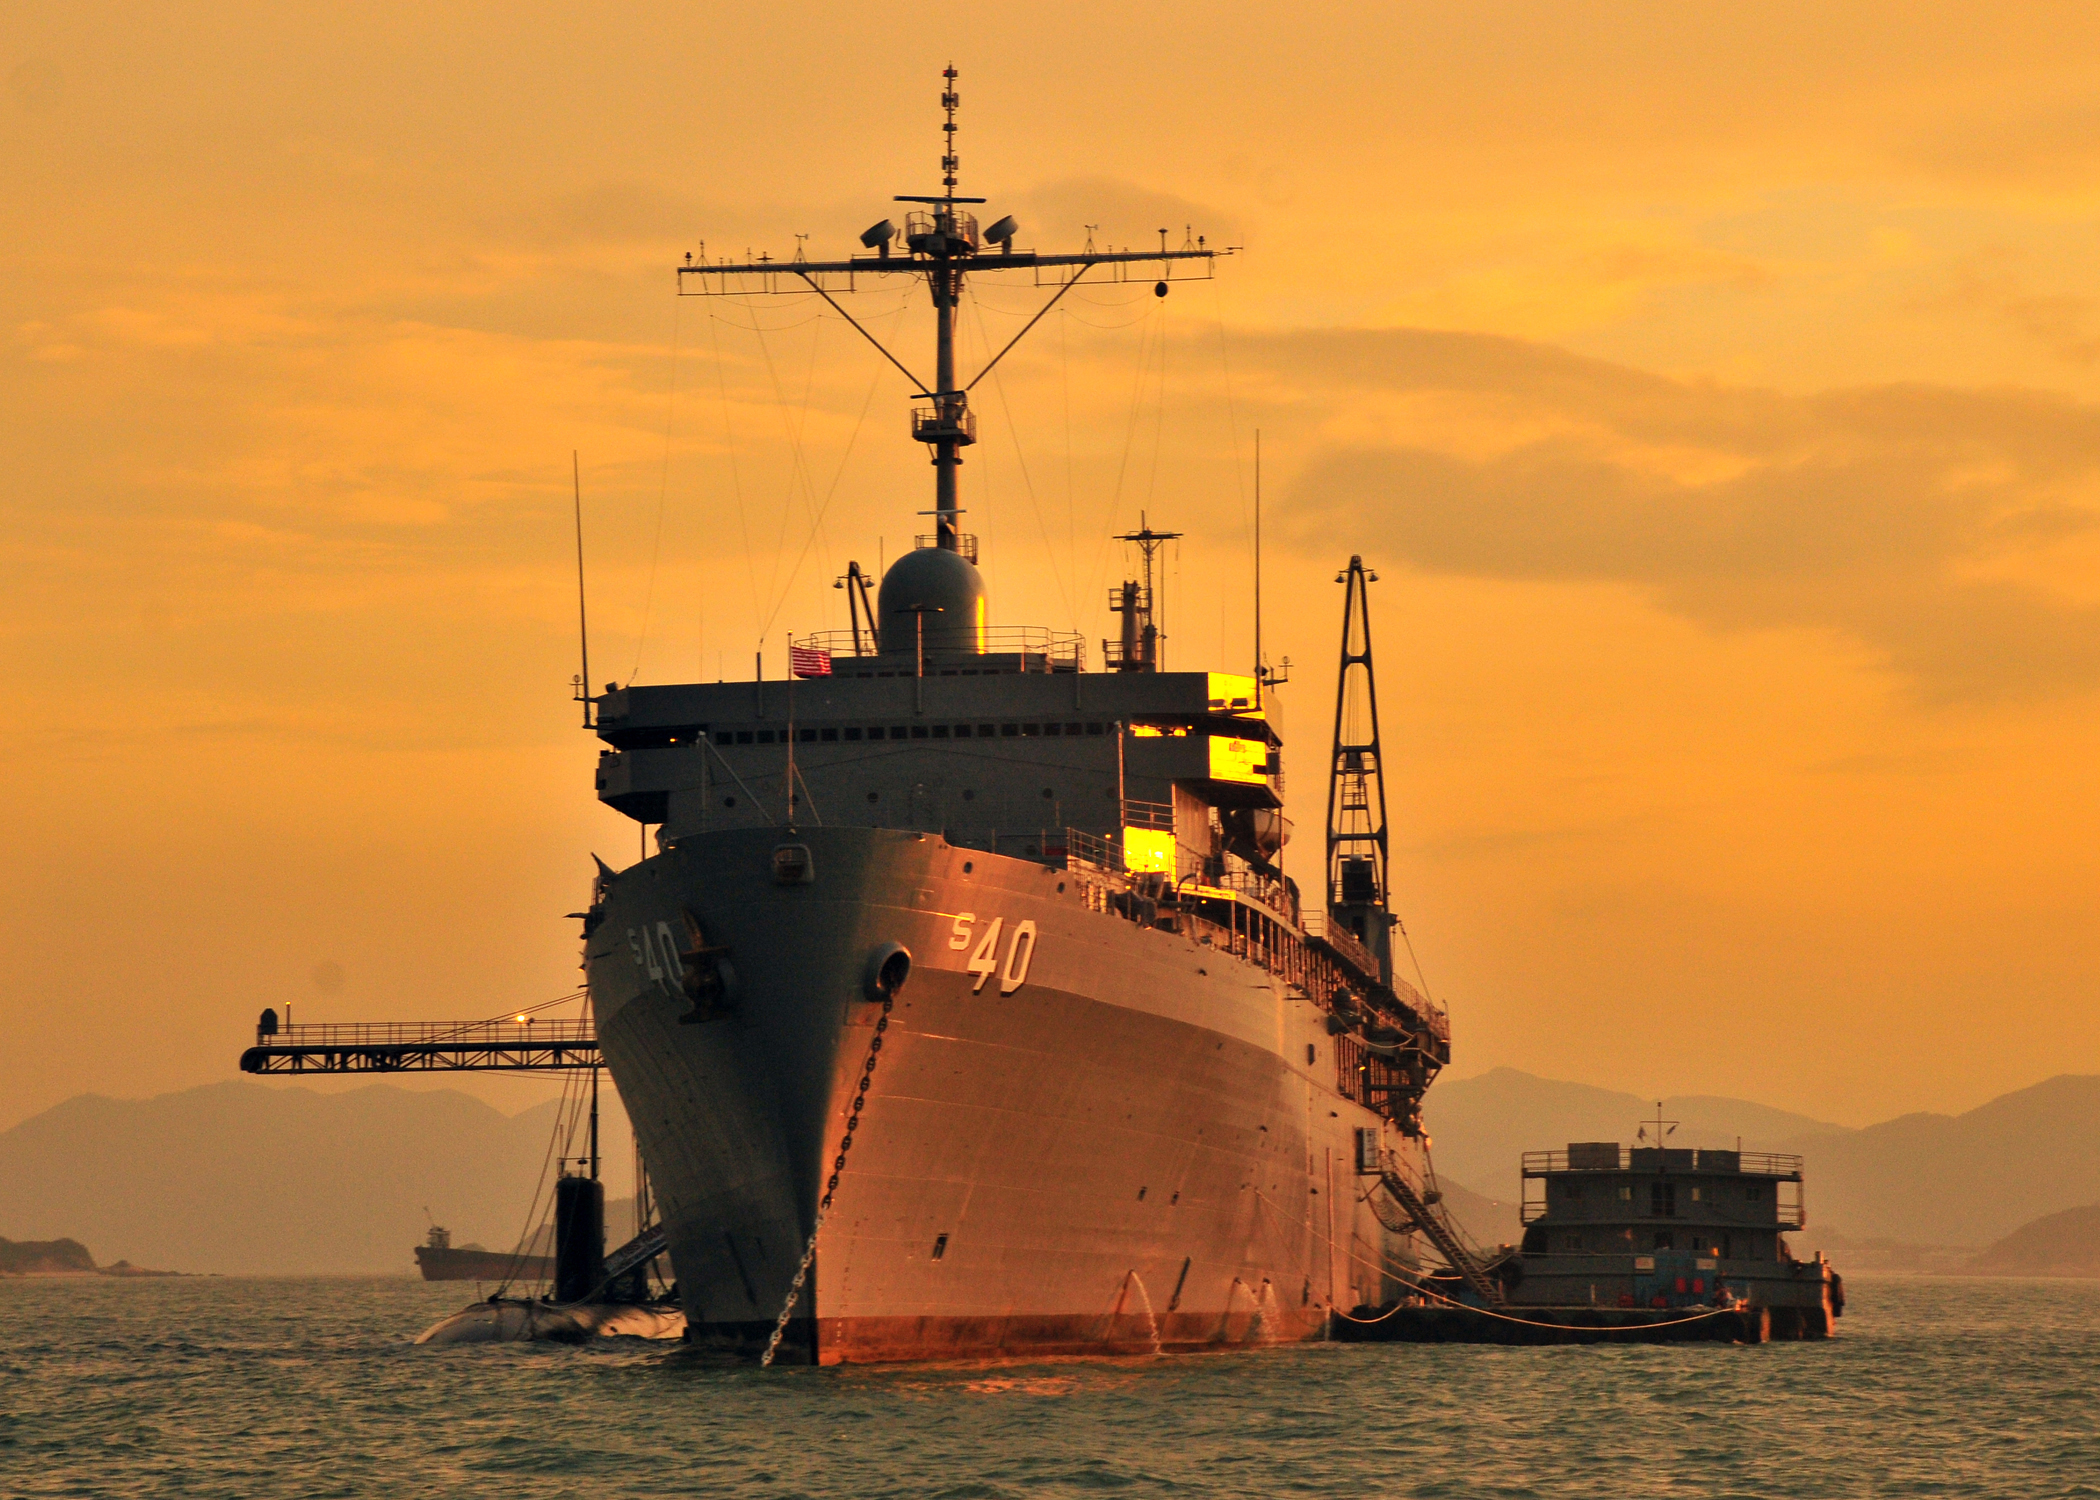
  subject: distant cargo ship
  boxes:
[413,1224,554,1283]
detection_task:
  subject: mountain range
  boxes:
[1428,1068,2100,1251]
[8,1070,2100,1273]
[0,1081,625,1274]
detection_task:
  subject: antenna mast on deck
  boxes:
[673,65,1228,565]
[1327,556,1391,970]
[1106,514,1182,672]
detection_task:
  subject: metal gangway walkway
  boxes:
[1376,1157,1508,1307]
[239,1016,601,1075]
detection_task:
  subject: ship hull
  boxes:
[587,826,1416,1364]
[414,1247,555,1282]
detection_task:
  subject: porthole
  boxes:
[723,796,737,807]
[962,789,975,801]
[963,861,974,874]
[1041,788,1054,799]
[867,791,879,803]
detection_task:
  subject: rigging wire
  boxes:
[1142,284,1170,513]
[1210,278,1253,671]
[627,298,685,683]
[747,306,828,641]
[1059,306,1077,627]
[1090,298,1162,614]
[750,289,912,643]
[705,309,762,650]
[756,358,884,644]
[968,289,1076,630]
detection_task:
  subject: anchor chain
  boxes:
[760,993,893,1367]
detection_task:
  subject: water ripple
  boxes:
[1,1277,2095,1497]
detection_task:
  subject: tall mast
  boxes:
[672,66,1229,568]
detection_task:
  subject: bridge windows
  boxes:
[1650,1181,1677,1218]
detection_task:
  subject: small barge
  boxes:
[1339,1124,1844,1344]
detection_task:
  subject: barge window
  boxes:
[844,727,862,741]
[911,725,929,739]
[736,731,754,745]
[1650,1181,1677,1217]
[820,728,838,742]
[952,724,972,737]
[799,729,817,743]
[1067,723,1084,735]
[932,725,949,738]
[1001,724,1019,737]
[757,730,776,744]
[980,724,996,736]
[1045,722,1062,736]
[1022,723,1041,736]
[1087,722,1104,734]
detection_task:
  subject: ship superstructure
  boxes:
[577,70,1453,1362]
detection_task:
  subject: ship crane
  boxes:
[672,64,1229,561]
[1326,555,1392,978]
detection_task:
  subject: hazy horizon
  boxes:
[6,2,2099,1132]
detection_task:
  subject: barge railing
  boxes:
[1522,1148,1804,1177]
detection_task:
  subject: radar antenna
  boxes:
[674,66,1230,561]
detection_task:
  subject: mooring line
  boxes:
[1333,1279,1742,1332]
[760,993,894,1367]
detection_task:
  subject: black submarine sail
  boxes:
[580,66,1456,1363]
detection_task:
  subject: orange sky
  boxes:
[5,2,2098,1131]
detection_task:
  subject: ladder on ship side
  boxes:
[1378,1160,1506,1307]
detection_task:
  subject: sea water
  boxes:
[2,1276,2095,1497]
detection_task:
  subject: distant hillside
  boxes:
[1422,1067,1851,1199]
[1783,1077,2100,1246]
[0,1236,97,1274]
[1967,1203,2100,1278]
[0,1082,626,1274]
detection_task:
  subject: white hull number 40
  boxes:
[948,914,1038,995]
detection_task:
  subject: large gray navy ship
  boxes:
[579,70,1454,1363]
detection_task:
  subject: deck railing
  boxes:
[258,1019,596,1048]
[791,626,1085,668]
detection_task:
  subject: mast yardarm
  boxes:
[674,65,1230,558]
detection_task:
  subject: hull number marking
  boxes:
[628,922,682,995]
[957,913,1040,995]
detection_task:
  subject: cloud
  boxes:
[1258,328,2100,701]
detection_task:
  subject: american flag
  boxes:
[789,645,832,679]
